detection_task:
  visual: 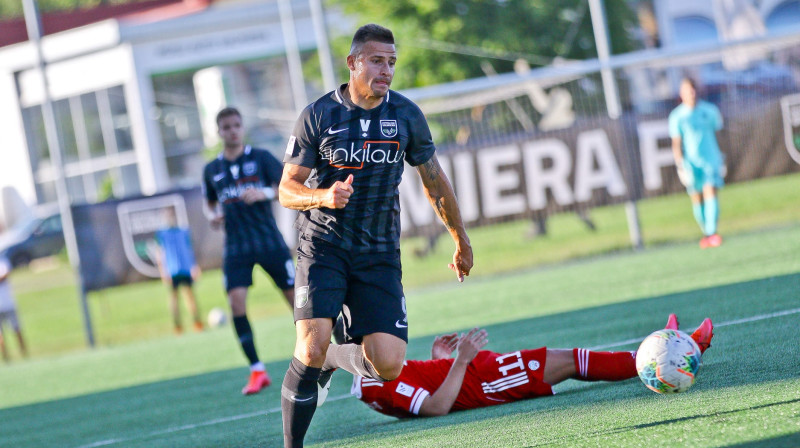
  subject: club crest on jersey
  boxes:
[230,164,240,179]
[243,161,257,176]
[380,120,398,138]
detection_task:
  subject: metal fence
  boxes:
[397,30,800,240]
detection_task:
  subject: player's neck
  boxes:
[344,83,384,110]
[222,144,245,161]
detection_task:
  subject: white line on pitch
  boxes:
[77,306,800,448]
[589,307,800,350]
[74,394,351,448]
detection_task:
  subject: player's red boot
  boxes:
[242,370,271,395]
[665,313,679,330]
[706,234,722,247]
[699,236,711,249]
[690,318,714,355]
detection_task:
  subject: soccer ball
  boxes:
[636,329,702,394]
[207,307,228,328]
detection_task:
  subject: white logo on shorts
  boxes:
[528,360,540,371]
[395,320,408,329]
[295,286,309,308]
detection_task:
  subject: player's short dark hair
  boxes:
[680,77,697,89]
[350,24,394,56]
[216,107,242,126]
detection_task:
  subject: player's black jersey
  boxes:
[284,85,436,252]
[203,146,288,256]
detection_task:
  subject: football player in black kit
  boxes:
[202,107,295,396]
[278,24,473,447]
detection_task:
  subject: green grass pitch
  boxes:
[1,222,799,447]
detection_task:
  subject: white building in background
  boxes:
[0,0,343,213]
[1,0,798,214]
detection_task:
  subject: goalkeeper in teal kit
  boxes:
[669,77,725,248]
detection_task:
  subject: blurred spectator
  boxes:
[155,208,203,334]
[0,255,27,361]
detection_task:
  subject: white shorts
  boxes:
[0,309,20,331]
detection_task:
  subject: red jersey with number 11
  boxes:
[351,348,553,418]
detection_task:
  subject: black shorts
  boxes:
[171,274,193,289]
[223,248,295,292]
[293,236,407,343]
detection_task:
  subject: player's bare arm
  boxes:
[418,328,488,416]
[417,154,473,281]
[204,199,224,230]
[671,136,683,165]
[278,163,354,210]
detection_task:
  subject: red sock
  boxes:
[572,348,637,381]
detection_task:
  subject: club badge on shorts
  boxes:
[295,286,309,308]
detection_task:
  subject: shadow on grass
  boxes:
[724,432,800,448]
[2,273,798,448]
[522,397,800,447]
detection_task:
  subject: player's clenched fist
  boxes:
[322,174,354,209]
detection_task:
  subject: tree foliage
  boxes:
[326,0,639,89]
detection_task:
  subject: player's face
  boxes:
[349,41,396,99]
[217,114,244,148]
[679,81,697,107]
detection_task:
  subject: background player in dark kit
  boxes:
[278,24,473,447]
[202,107,295,395]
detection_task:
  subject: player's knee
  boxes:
[294,342,328,366]
[369,352,405,381]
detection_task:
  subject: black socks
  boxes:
[232,315,259,366]
[281,357,322,448]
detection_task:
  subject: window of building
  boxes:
[54,99,79,164]
[21,85,141,205]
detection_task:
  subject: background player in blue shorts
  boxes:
[203,107,296,395]
[669,77,726,248]
[279,24,473,447]
[154,207,203,334]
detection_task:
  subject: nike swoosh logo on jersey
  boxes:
[213,173,225,182]
[395,320,408,328]
[328,127,349,134]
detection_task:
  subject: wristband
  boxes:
[261,187,276,200]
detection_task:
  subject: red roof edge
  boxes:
[0,0,212,48]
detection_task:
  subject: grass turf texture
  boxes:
[6,173,800,358]
[1,222,799,446]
